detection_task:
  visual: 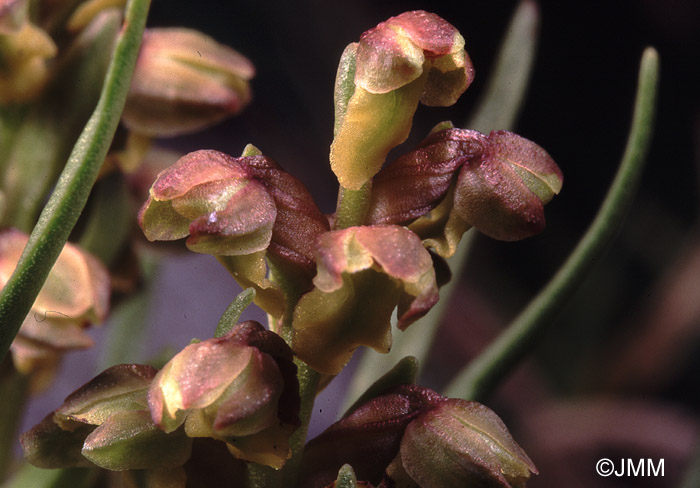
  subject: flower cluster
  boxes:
[18,8,560,487]
[22,322,299,477]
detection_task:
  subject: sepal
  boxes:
[122,28,254,137]
[330,11,474,190]
[292,226,438,374]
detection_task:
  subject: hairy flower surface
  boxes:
[292,225,438,374]
[148,321,300,469]
[0,229,109,390]
[330,10,474,190]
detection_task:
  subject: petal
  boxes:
[185,179,277,256]
[367,127,485,226]
[20,414,95,469]
[55,364,157,428]
[293,226,438,373]
[399,399,537,487]
[149,150,246,201]
[82,410,192,470]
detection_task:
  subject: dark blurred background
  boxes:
[25,1,700,486]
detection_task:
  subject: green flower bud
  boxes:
[330,11,474,190]
[122,28,254,137]
[397,398,537,487]
[148,321,300,469]
[0,228,109,391]
[21,364,193,471]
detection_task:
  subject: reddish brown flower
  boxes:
[148,321,300,469]
[330,11,474,190]
[292,225,438,374]
[0,229,109,391]
[300,385,536,488]
[122,28,255,137]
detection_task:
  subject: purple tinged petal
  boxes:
[139,150,328,277]
[367,128,486,226]
[355,11,470,95]
[331,11,474,190]
[81,410,192,470]
[148,322,298,469]
[455,130,562,241]
[293,228,438,373]
[55,364,157,429]
[399,399,537,487]
[149,339,255,432]
[150,150,247,201]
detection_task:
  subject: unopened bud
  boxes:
[454,130,563,241]
[398,398,538,487]
[0,229,109,391]
[21,364,192,471]
[148,321,299,469]
[122,28,254,137]
[300,385,537,488]
[0,12,57,103]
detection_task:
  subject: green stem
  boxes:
[444,47,660,401]
[0,0,151,362]
[334,182,372,230]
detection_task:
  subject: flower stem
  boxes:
[0,0,151,362]
[444,47,660,402]
[334,182,372,229]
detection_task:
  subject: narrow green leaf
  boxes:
[214,288,256,338]
[0,0,151,362]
